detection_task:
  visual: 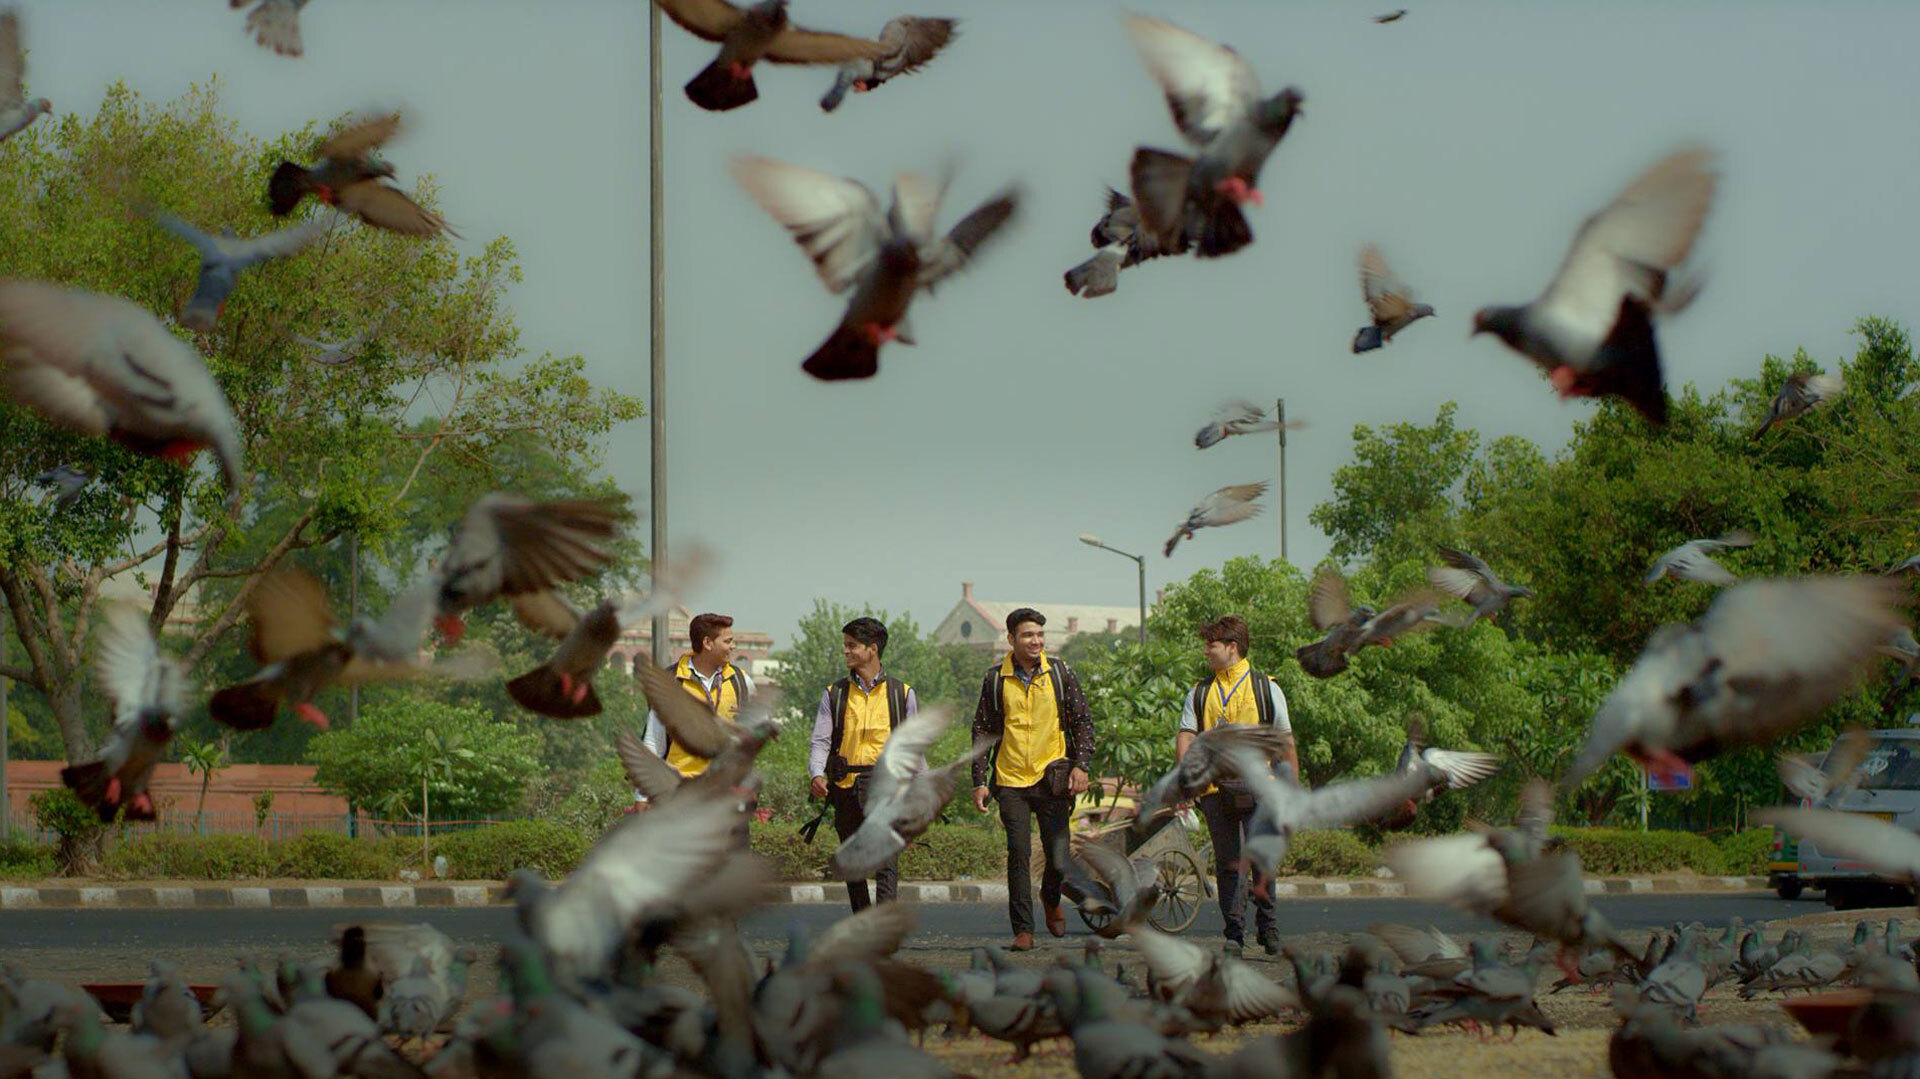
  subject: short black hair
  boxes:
[1198,615,1251,658]
[1006,607,1045,635]
[842,616,889,657]
[688,612,733,654]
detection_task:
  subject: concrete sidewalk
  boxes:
[0,875,1774,909]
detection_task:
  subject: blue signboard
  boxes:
[1648,772,1692,791]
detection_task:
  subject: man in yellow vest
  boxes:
[807,616,917,912]
[640,613,755,839]
[970,608,1095,951]
[1178,614,1295,957]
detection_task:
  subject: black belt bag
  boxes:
[1214,777,1255,813]
[828,755,874,806]
[1043,758,1074,799]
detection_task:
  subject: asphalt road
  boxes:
[0,893,1824,952]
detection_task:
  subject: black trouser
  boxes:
[1199,791,1274,943]
[996,781,1072,935]
[829,781,898,910]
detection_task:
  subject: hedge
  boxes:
[749,822,1006,882]
[1547,827,1728,876]
[0,839,55,880]
[1717,829,1775,876]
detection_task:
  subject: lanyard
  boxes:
[1215,669,1251,714]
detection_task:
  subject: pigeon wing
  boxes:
[1308,565,1354,631]
[1123,14,1260,147]
[615,727,682,802]
[731,155,888,295]
[1359,244,1414,322]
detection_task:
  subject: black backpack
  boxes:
[825,675,911,768]
[1189,669,1276,730]
[982,657,1075,788]
[662,665,750,761]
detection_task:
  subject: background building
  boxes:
[931,581,1143,652]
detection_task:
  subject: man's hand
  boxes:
[809,775,828,799]
[973,785,992,813]
[1069,767,1089,796]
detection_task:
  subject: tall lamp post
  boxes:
[1078,534,1147,645]
[647,0,670,667]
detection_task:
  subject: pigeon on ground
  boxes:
[0,9,48,143]
[1775,728,1871,805]
[1353,244,1435,353]
[53,1000,192,1079]
[324,927,382,1021]
[431,493,622,644]
[819,16,957,111]
[59,603,190,822]
[268,112,456,237]
[1042,965,1211,1079]
[731,155,1019,380]
[131,960,203,1040]
[1132,724,1293,833]
[1123,13,1305,258]
[143,208,330,333]
[811,962,958,1079]
[504,784,741,987]
[232,0,309,57]
[1164,481,1267,556]
[1295,565,1376,678]
[1063,188,1190,298]
[0,279,246,499]
[829,706,995,879]
[1427,544,1533,622]
[209,570,482,732]
[1644,530,1755,586]
[1193,399,1299,449]
[1472,146,1719,427]
[1752,372,1844,440]
[657,0,887,112]
[1127,920,1296,1026]
[1638,932,1709,1024]
[1502,846,1640,974]
[335,923,467,1039]
[33,464,94,509]
[1564,575,1906,788]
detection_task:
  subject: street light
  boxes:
[1079,534,1147,645]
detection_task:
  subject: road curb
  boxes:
[0,876,1774,909]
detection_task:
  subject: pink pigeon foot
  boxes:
[571,679,591,705]
[558,672,575,697]
[434,613,466,645]
[131,792,154,816]
[853,80,871,92]
[1549,365,1588,399]
[728,61,751,78]
[294,703,331,731]
[1213,177,1263,206]
[105,777,122,805]
[860,323,899,346]
[1632,747,1694,787]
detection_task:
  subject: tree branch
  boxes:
[0,574,53,694]
[180,508,318,671]
[29,565,77,672]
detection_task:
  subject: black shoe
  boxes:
[1224,940,1244,959]
[1259,928,1282,956]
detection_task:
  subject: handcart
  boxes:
[1040,801,1214,934]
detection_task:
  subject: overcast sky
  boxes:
[16,0,1920,649]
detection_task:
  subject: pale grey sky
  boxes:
[16,0,1920,649]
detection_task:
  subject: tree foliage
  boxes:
[771,601,962,723]
[0,81,641,761]
[307,692,540,821]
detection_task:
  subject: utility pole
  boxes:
[648,0,670,667]
[1,615,9,843]
[347,533,359,725]
[1275,396,1288,563]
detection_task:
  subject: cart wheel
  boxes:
[1149,849,1207,933]
[1078,907,1115,934]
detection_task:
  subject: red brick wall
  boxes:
[4,760,349,819]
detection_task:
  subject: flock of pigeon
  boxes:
[3,1,1919,1077]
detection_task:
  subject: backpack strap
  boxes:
[885,677,909,729]
[827,678,851,759]
[1251,670,1274,726]
[1191,681,1211,732]
[727,668,749,710]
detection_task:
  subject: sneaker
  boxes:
[1010,932,1035,952]
[1260,928,1282,956]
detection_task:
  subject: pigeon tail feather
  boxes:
[208,681,284,732]
[267,161,310,216]
[1353,325,1384,353]
[59,761,117,821]
[506,665,603,720]
[802,324,882,381]
[686,59,759,112]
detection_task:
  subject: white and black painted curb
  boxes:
[0,876,1775,909]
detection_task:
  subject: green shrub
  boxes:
[751,823,825,880]
[549,758,633,840]
[29,788,107,876]
[1551,827,1726,876]
[1280,830,1380,877]
[277,832,400,880]
[0,839,55,879]
[102,833,274,880]
[899,825,1004,881]
[433,821,587,879]
[1717,829,1774,876]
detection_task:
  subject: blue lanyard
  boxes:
[1215,670,1251,714]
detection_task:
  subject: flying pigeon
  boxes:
[0,279,247,499]
[1775,727,1871,805]
[1194,399,1299,448]
[1353,244,1435,353]
[33,465,94,510]
[505,596,625,720]
[146,207,330,332]
[268,112,457,238]
[1472,146,1719,427]
[819,16,958,112]
[1563,575,1906,788]
[1375,9,1409,22]
[209,570,484,732]
[1385,713,1500,822]
[1427,543,1534,622]
[829,706,995,879]
[1644,529,1754,586]
[1131,724,1293,834]
[1226,751,1438,900]
[1758,807,1920,896]
[431,493,623,644]
[1123,13,1305,259]
[656,0,887,112]
[731,155,1019,380]
[232,0,308,57]
[1295,565,1375,678]
[59,603,190,822]
[0,9,48,143]
[1164,481,1267,556]
[1751,371,1844,440]
[1064,837,1160,937]
[1062,188,1193,298]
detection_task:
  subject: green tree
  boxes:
[0,81,641,762]
[771,601,962,722]
[176,732,230,833]
[307,692,540,821]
